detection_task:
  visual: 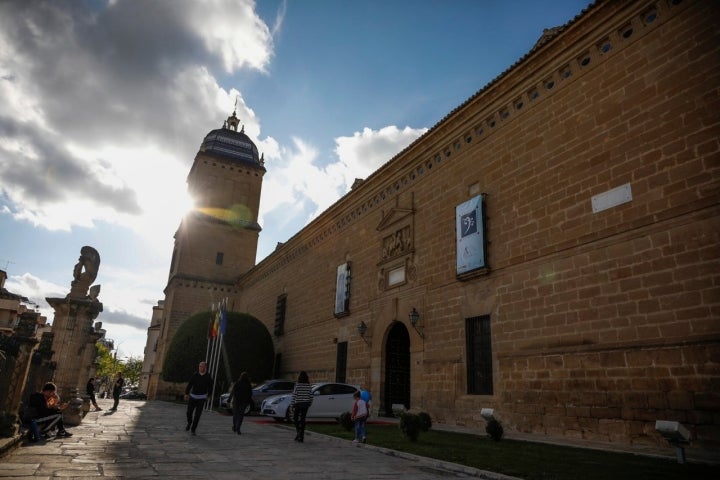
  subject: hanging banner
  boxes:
[456,195,487,275]
[334,262,351,316]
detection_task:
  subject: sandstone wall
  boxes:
[233,0,719,449]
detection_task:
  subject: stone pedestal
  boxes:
[45,297,103,399]
[62,398,85,426]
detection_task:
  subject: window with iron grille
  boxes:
[273,353,282,379]
[466,315,493,395]
[335,342,348,383]
[274,294,287,336]
[215,252,224,265]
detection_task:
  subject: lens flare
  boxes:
[539,266,555,283]
[196,204,254,228]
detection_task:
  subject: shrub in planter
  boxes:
[486,418,504,441]
[338,411,353,431]
[399,412,422,442]
[418,412,432,432]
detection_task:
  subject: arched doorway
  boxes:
[383,322,410,416]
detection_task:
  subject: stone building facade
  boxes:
[150,0,719,451]
[139,300,163,395]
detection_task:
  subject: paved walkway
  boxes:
[0,399,514,479]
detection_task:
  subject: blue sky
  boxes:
[0,0,591,359]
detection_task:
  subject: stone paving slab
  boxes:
[0,399,513,479]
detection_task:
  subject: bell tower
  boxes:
[170,110,265,282]
[148,111,266,399]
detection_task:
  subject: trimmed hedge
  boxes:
[399,412,422,442]
[161,311,274,390]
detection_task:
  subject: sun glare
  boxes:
[179,191,196,219]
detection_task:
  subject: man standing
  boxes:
[184,361,213,435]
[109,372,124,411]
[86,378,102,411]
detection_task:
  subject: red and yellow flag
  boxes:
[211,309,220,338]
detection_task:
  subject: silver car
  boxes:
[261,382,359,422]
[220,379,295,414]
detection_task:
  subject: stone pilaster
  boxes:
[45,297,103,399]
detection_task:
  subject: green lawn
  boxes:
[305,423,718,480]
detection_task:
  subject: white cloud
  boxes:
[259,137,338,228]
[0,0,428,358]
[334,125,428,184]
[0,0,275,237]
[183,0,274,73]
[5,274,67,314]
[258,125,427,232]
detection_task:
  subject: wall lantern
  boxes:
[358,320,370,344]
[409,307,424,338]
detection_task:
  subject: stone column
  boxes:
[0,313,40,436]
[45,246,103,401]
[22,332,56,402]
[45,297,103,398]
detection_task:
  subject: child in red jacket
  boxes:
[351,391,368,444]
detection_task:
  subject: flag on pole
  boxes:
[219,298,228,336]
[207,308,215,339]
[211,306,220,338]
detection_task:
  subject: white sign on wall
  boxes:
[591,183,633,213]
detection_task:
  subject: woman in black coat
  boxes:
[229,372,253,434]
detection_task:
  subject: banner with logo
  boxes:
[456,195,486,275]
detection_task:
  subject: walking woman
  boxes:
[229,371,252,434]
[290,371,313,442]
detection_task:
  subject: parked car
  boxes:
[260,382,359,422]
[219,379,295,414]
[119,389,147,400]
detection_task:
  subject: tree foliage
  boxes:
[94,343,141,388]
[122,356,143,387]
[94,343,116,380]
[161,311,274,392]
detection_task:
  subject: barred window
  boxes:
[274,294,287,336]
[466,315,493,395]
[335,341,348,383]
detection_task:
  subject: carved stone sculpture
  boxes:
[69,246,100,298]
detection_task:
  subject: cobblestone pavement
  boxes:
[0,399,513,479]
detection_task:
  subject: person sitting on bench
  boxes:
[24,382,73,440]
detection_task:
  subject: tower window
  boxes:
[216,252,224,265]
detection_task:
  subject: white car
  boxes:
[260,382,359,422]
